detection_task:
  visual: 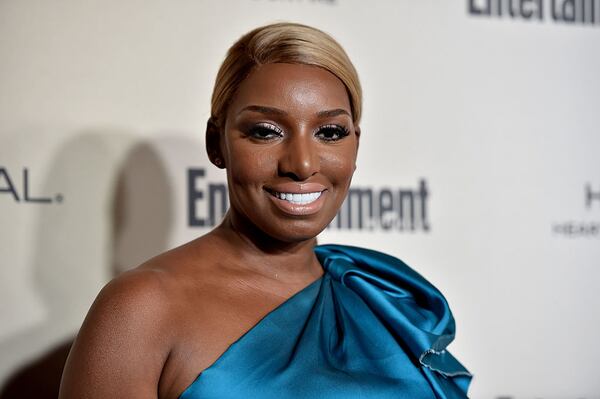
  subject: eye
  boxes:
[248,122,284,141]
[315,124,350,142]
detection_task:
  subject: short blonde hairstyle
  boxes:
[210,22,362,127]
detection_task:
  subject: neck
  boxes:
[211,211,323,281]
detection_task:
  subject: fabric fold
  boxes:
[316,245,472,388]
[180,245,471,399]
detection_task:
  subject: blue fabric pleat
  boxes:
[180,245,471,398]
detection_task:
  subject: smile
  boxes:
[265,185,327,216]
[270,191,323,205]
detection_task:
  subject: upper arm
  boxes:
[59,270,173,399]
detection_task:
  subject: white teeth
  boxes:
[273,191,322,205]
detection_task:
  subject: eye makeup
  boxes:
[314,124,351,142]
[243,121,351,143]
[247,122,284,140]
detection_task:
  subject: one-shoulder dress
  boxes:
[179,245,472,398]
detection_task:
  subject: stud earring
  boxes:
[214,158,222,166]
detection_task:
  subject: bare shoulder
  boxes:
[84,233,227,333]
[86,265,177,336]
[60,238,222,399]
[59,266,174,397]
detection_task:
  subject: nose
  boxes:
[278,132,319,181]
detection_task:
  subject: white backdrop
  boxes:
[1,1,599,398]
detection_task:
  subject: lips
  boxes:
[264,182,327,215]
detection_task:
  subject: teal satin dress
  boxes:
[180,245,471,398]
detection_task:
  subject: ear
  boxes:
[206,118,225,169]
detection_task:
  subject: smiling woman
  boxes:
[59,22,471,399]
[216,62,358,242]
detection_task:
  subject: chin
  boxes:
[227,199,336,245]
[258,218,329,244]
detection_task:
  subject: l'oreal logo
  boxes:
[0,167,63,204]
[187,168,431,232]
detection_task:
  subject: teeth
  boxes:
[273,191,322,205]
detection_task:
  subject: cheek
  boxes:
[227,146,278,186]
[321,147,357,186]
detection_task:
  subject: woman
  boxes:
[60,22,471,398]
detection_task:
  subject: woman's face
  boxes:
[218,63,359,243]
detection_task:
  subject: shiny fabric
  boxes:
[180,245,471,398]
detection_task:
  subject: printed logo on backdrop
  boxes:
[552,183,600,238]
[0,167,63,204]
[468,0,600,26]
[187,168,431,232]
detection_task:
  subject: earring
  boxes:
[214,158,222,166]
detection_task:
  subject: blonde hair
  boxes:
[210,22,362,127]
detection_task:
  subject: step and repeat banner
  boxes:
[1,1,599,398]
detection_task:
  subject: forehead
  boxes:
[227,63,351,117]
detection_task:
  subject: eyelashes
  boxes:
[247,122,350,142]
[315,124,350,141]
[248,122,284,140]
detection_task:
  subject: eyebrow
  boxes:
[316,108,351,118]
[239,105,351,119]
[239,105,287,116]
